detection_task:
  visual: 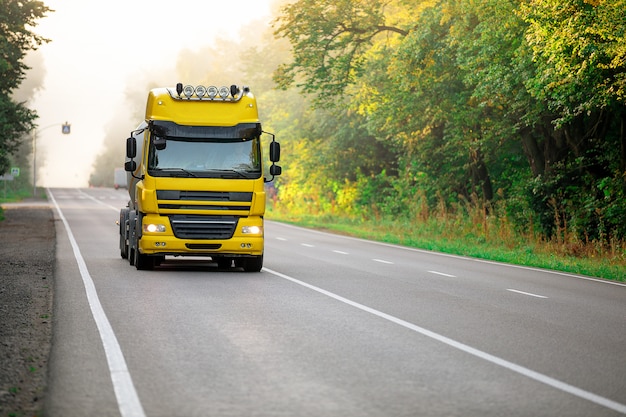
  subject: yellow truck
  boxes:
[118,83,281,271]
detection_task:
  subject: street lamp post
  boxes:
[32,122,71,196]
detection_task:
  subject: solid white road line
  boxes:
[263,266,626,414]
[48,189,146,417]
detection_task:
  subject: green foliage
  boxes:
[528,152,626,243]
[0,0,50,93]
[269,0,626,249]
[0,155,37,207]
[274,0,408,106]
[521,0,626,123]
[0,95,36,174]
[0,0,50,174]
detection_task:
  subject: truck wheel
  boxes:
[135,252,154,270]
[243,255,263,272]
[154,255,165,266]
[120,237,129,259]
[216,258,233,269]
[119,210,129,259]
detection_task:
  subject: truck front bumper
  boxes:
[138,234,264,257]
[137,213,264,257]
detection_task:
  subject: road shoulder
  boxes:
[0,202,55,416]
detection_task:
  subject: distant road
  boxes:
[45,187,626,417]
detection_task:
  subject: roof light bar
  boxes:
[170,83,249,101]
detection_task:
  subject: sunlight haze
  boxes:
[29,0,273,187]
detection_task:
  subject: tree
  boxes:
[271,0,626,242]
[518,0,626,239]
[0,0,50,174]
[274,0,408,106]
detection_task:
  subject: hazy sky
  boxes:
[29,0,273,187]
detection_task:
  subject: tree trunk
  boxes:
[520,127,545,177]
[619,112,626,176]
[469,146,493,202]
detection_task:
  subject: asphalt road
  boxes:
[44,187,626,417]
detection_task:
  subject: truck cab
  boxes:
[118,83,281,271]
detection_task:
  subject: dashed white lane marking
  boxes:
[333,250,349,255]
[276,237,288,241]
[373,258,394,264]
[271,221,626,287]
[263,267,626,415]
[301,243,315,248]
[428,270,456,278]
[507,289,548,299]
[78,189,120,212]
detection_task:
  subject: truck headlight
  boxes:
[144,224,167,233]
[242,225,262,235]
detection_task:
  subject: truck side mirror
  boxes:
[270,141,280,163]
[124,160,136,172]
[126,136,137,159]
[270,164,282,176]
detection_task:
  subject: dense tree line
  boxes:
[269,0,626,243]
[0,0,50,176]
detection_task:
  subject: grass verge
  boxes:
[267,210,626,282]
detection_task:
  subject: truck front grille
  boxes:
[157,190,252,213]
[169,215,238,240]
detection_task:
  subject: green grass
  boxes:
[0,184,37,203]
[0,185,45,220]
[267,210,626,282]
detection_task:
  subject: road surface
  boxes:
[44,187,626,417]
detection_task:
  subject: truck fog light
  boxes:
[144,224,166,233]
[242,225,262,235]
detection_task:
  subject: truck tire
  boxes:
[242,255,263,272]
[135,252,154,270]
[216,257,233,269]
[120,223,129,260]
[119,209,129,259]
[128,211,138,266]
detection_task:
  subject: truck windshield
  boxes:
[147,137,262,179]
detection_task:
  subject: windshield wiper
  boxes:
[208,169,260,179]
[152,168,197,177]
